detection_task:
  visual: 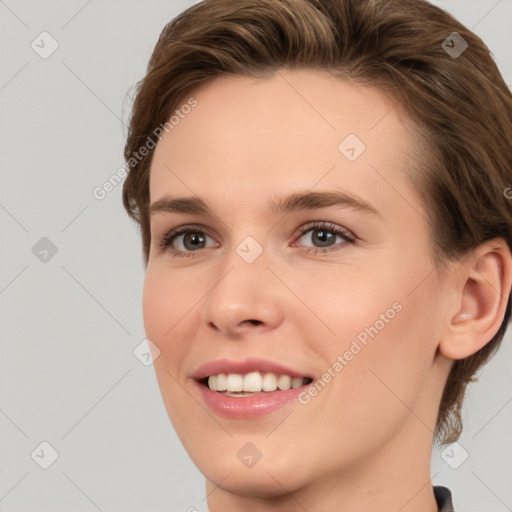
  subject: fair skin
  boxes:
[143,69,511,512]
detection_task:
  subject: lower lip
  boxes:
[194,380,309,418]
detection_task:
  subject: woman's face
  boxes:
[143,70,453,499]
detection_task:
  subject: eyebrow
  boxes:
[149,190,382,219]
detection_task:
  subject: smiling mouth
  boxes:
[199,372,314,396]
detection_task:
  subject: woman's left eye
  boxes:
[159,221,356,258]
[294,222,356,254]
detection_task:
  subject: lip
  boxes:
[190,357,314,419]
[193,379,311,418]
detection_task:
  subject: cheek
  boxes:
[334,279,440,423]
[142,266,196,342]
[298,259,438,408]
[142,268,200,430]
[142,275,167,349]
[142,267,198,382]
[319,250,439,358]
[285,263,403,352]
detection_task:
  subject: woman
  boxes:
[122,0,512,510]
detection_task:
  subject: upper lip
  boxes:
[191,357,313,381]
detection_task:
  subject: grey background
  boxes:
[1,1,511,511]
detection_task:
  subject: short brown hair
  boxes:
[122,0,512,443]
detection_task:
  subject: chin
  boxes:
[204,465,303,499]
[193,447,313,499]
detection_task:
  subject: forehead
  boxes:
[149,69,418,219]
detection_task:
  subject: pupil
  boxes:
[314,229,334,247]
[185,233,205,250]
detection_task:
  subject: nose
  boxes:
[200,248,285,338]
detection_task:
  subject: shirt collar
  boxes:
[434,486,455,512]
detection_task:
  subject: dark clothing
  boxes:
[434,486,454,512]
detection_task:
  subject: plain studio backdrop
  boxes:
[1,1,511,511]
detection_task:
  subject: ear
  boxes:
[439,238,512,360]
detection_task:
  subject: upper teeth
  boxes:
[208,372,307,392]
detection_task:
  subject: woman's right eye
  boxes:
[159,225,218,258]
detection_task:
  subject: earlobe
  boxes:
[439,239,512,360]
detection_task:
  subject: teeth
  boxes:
[215,373,227,391]
[243,371,262,392]
[226,373,243,392]
[277,374,291,390]
[291,377,304,389]
[207,372,309,393]
[262,372,277,391]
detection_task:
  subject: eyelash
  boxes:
[159,221,357,258]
